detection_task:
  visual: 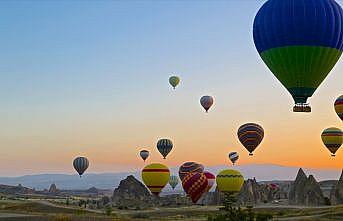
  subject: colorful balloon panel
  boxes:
[179,162,204,181]
[169,76,180,89]
[204,171,215,192]
[200,96,214,112]
[237,123,264,156]
[157,139,173,159]
[216,169,244,194]
[142,163,170,196]
[253,0,343,111]
[334,95,343,121]
[182,172,208,203]
[228,152,239,165]
[169,175,179,190]
[73,157,89,177]
[321,127,343,156]
[139,150,149,162]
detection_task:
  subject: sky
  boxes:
[0,0,342,176]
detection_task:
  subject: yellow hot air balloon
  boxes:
[216,169,244,193]
[169,76,180,89]
[321,127,343,157]
[141,163,170,196]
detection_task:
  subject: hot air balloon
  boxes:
[157,139,173,159]
[238,123,264,156]
[182,172,208,203]
[139,150,149,162]
[179,162,204,181]
[73,157,89,177]
[200,95,214,113]
[169,175,179,190]
[228,152,239,165]
[321,127,343,157]
[334,95,343,121]
[204,171,215,192]
[253,0,343,113]
[216,169,244,194]
[142,163,170,196]
[169,76,180,89]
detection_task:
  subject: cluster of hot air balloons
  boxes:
[140,160,244,203]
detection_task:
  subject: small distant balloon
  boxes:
[237,123,264,156]
[200,95,214,113]
[169,76,180,89]
[73,157,89,177]
[334,95,343,121]
[139,150,149,162]
[169,175,179,190]
[157,139,173,159]
[228,152,239,165]
[321,127,343,157]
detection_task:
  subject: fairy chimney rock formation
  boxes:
[330,170,343,205]
[289,168,307,204]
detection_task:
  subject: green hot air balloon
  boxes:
[253,0,343,113]
[169,76,180,89]
[169,175,179,189]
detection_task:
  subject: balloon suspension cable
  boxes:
[293,103,311,113]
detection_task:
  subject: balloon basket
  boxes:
[293,104,311,113]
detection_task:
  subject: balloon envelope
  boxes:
[139,150,149,162]
[204,171,215,192]
[237,123,264,156]
[157,139,173,159]
[200,96,214,112]
[73,157,89,177]
[182,172,208,203]
[169,175,179,189]
[321,127,343,156]
[179,162,204,181]
[216,169,244,193]
[334,95,343,121]
[253,0,343,112]
[142,163,170,196]
[228,152,239,165]
[169,76,180,89]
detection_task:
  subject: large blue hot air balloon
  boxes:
[253,0,343,112]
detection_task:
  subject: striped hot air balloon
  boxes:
[204,171,215,192]
[141,163,170,196]
[216,169,244,194]
[169,175,179,190]
[253,0,343,112]
[73,157,89,177]
[334,95,343,121]
[139,150,149,162]
[237,123,264,156]
[182,172,208,203]
[321,127,343,157]
[228,152,239,165]
[179,162,204,181]
[157,139,173,159]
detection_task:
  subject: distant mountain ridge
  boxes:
[0,164,340,190]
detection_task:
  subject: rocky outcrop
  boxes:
[48,183,59,194]
[112,175,152,208]
[289,168,308,205]
[289,168,325,206]
[330,170,343,205]
[0,184,34,195]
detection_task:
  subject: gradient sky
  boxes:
[0,0,342,176]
